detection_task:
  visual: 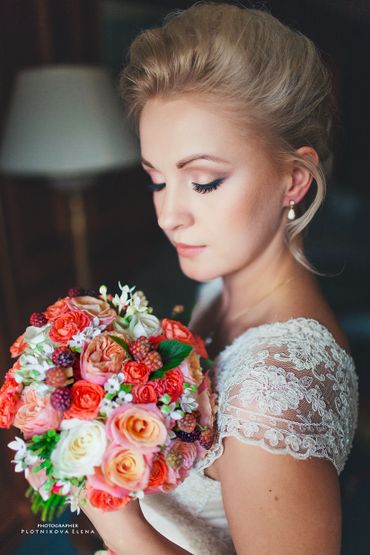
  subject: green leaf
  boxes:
[200,357,214,372]
[109,335,131,356]
[157,340,192,371]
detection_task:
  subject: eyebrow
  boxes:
[141,153,231,170]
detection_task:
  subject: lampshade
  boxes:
[0,65,139,178]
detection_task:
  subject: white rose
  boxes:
[128,312,162,339]
[51,418,107,478]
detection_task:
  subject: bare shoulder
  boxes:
[216,436,341,555]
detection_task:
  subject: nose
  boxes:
[155,183,194,233]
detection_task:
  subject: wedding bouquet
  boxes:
[0,283,216,521]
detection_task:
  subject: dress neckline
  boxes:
[215,316,355,366]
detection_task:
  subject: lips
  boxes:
[174,242,205,249]
[173,242,206,258]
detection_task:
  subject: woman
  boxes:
[77,3,359,553]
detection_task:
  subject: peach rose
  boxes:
[106,404,167,453]
[102,443,150,492]
[13,386,63,439]
[85,481,130,511]
[66,296,116,326]
[122,361,149,384]
[10,333,28,358]
[146,453,169,493]
[179,351,204,386]
[63,380,104,420]
[44,297,70,321]
[80,332,129,385]
[0,391,22,428]
[49,310,91,345]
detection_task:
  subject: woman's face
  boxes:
[139,96,290,282]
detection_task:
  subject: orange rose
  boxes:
[81,332,129,385]
[0,373,22,396]
[44,297,70,321]
[10,334,28,358]
[63,380,104,420]
[161,319,194,344]
[0,392,22,428]
[132,383,157,404]
[86,483,130,511]
[49,310,91,345]
[123,361,150,384]
[147,453,169,491]
[102,443,150,492]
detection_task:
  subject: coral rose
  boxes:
[63,380,104,420]
[0,372,22,396]
[101,443,150,492]
[86,482,130,511]
[49,310,91,345]
[179,351,203,387]
[0,391,22,428]
[132,383,157,404]
[44,297,69,321]
[123,361,149,384]
[10,333,28,358]
[162,368,184,402]
[66,296,116,327]
[106,404,167,452]
[146,453,169,492]
[80,332,129,385]
[13,386,63,439]
[161,319,208,358]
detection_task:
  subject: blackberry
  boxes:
[50,387,72,411]
[176,427,201,443]
[30,312,47,327]
[52,347,76,367]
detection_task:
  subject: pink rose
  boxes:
[80,332,129,385]
[66,296,117,327]
[13,386,63,439]
[106,403,167,453]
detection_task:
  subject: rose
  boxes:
[0,392,22,428]
[167,439,197,482]
[106,404,167,452]
[127,313,162,339]
[161,319,208,358]
[66,296,116,326]
[198,372,217,428]
[44,297,70,321]
[162,368,184,402]
[13,386,62,438]
[101,443,150,492]
[10,333,28,358]
[51,418,107,478]
[49,310,91,345]
[63,380,104,420]
[122,361,150,384]
[146,453,169,493]
[132,383,157,404]
[0,372,23,396]
[179,351,203,386]
[80,332,129,385]
[85,481,130,511]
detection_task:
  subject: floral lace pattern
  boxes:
[193,295,359,476]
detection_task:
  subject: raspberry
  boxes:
[46,367,69,387]
[143,351,163,372]
[130,337,152,361]
[50,387,72,410]
[178,413,197,433]
[30,312,47,327]
[199,428,215,449]
[176,428,201,443]
[52,347,76,367]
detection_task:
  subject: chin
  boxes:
[178,258,223,283]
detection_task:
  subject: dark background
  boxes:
[0,1,369,553]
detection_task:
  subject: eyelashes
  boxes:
[147,178,225,194]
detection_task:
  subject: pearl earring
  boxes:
[287,200,296,221]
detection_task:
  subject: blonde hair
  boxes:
[119,1,336,274]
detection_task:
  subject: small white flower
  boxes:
[179,389,199,413]
[129,490,144,500]
[99,284,108,301]
[117,391,133,403]
[126,291,149,315]
[104,373,125,393]
[8,436,39,471]
[170,409,185,421]
[112,283,136,314]
[69,318,106,349]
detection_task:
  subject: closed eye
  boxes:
[147,178,225,194]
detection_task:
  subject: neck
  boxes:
[219,235,309,325]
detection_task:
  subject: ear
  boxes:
[282,146,319,207]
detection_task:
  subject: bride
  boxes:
[78,2,359,554]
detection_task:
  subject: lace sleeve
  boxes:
[196,320,359,475]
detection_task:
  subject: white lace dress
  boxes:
[140,279,359,555]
